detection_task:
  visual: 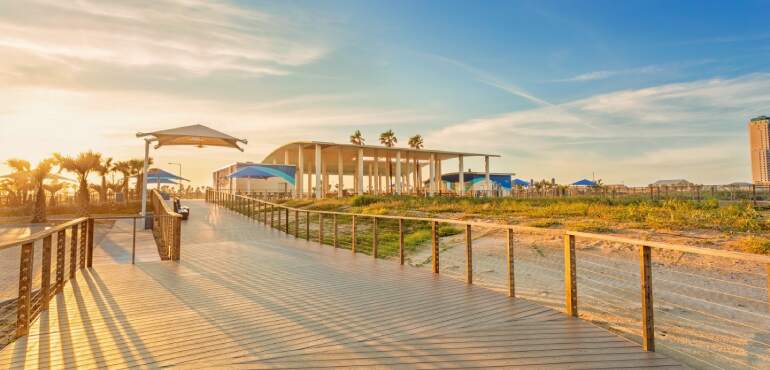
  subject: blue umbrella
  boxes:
[512,178,530,187]
[572,179,598,186]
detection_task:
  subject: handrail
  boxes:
[222,191,770,264]
[206,189,770,355]
[150,189,182,260]
[0,217,87,251]
[566,230,770,264]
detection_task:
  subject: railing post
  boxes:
[56,230,65,293]
[319,213,324,244]
[270,205,275,228]
[277,204,282,230]
[351,215,357,253]
[285,208,289,234]
[564,233,577,317]
[69,225,78,279]
[41,235,52,309]
[132,217,137,265]
[640,245,654,351]
[432,221,439,273]
[79,221,87,268]
[399,218,405,265]
[87,218,94,267]
[465,224,472,284]
[305,211,310,240]
[333,214,338,248]
[507,228,515,297]
[16,242,34,338]
[295,210,299,237]
[372,216,378,258]
[172,216,181,260]
[767,264,770,312]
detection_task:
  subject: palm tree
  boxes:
[44,180,68,207]
[112,160,131,196]
[379,130,397,192]
[127,157,153,199]
[53,151,102,213]
[349,130,365,145]
[408,135,424,149]
[4,158,31,205]
[95,157,113,204]
[29,159,54,223]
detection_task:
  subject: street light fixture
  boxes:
[169,162,182,192]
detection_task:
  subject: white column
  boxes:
[436,158,442,194]
[315,144,322,199]
[458,155,464,196]
[413,157,419,194]
[395,151,402,195]
[373,154,379,194]
[284,150,289,164]
[429,154,435,196]
[357,148,364,195]
[337,148,343,198]
[484,155,491,196]
[405,152,411,193]
[296,144,303,198]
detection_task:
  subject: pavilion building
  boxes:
[213,141,501,199]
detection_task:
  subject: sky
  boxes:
[2,0,770,186]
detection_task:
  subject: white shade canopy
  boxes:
[137,124,247,151]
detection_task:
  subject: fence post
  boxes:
[295,210,300,237]
[277,204,282,229]
[333,214,338,248]
[172,216,181,261]
[70,225,78,279]
[319,213,324,243]
[564,234,577,317]
[640,245,655,351]
[285,208,289,234]
[351,215,357,253]
[465,224,472,284]
[306,211,310,241]
[79,221,87,268]
[507,228,515,297]
[270,205,275,228]
[41,235,52,310]
[87,218,94,267]
[399,218,405,265]
[432,221,439,273]
[16,242,34,338]
[372,217,378,258]
[56,230,65,293]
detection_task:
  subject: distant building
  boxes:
[652,179,693,187]
[748,116,770,184]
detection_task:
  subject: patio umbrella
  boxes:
[137,124,247,151]
[135,124,247,222]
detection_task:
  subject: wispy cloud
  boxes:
[556,65,663,82]
[425,53,552,106]
[0,0,328,83]
[428,73,770,185]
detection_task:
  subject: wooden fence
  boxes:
[206,189,770,353]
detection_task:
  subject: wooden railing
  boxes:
[0,217,93,340]
[150,189,182,261]
[206,189,770,353]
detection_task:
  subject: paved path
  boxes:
[0,201,682,369]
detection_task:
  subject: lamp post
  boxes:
[169,162,182,193]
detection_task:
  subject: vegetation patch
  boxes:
[733,236,770,255]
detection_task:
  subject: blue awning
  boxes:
[226,165,296,185]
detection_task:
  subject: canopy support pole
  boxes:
[140,139,151,228]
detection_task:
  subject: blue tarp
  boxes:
[572,179,598,186]
[227,164,296,185]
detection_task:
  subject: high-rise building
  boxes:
[749,116,770,184]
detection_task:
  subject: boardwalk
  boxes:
[0,201,682,369]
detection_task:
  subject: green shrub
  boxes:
[528,219,562,228]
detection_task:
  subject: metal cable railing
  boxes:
[206,189,770,365]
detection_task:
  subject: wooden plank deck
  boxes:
[0,201,683,369]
